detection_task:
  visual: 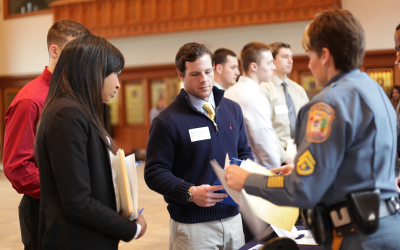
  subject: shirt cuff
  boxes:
[133,223,142,239]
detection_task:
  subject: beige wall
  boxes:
[0,0,399,76]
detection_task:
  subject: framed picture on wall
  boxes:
[366,68,394,97]
[299,72,322,100]
[150,79,166,108]
[3,0,56,19]
[125,81,145,125]
[166,77,183,104]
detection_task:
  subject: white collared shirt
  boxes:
[225,76,281,169]
[186,90,216,116]
[259,75,309,163]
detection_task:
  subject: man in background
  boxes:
[3,19,90,250]
[259,42,309,165]
[225,42,281,169]
[213,48,241,90]
[149,95,166,124]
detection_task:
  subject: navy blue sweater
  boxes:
[144,87,254,223]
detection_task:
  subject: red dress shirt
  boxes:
[3,67,52,199]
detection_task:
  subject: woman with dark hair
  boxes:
[391,86,400,109]
[35,33,147,249]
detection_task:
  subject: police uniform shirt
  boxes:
[244,69,398,208]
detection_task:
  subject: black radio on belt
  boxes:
[301,204,332,245]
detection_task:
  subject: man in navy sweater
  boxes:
[145,42,254,250]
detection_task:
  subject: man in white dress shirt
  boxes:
[225,42,281,169]
[259,42,309,165]
[212,48,241,90]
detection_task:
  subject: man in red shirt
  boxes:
[3,19,89,250]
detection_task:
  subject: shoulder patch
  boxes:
[267,176,285,188]
[296,150,316,176]
[306,102,335,143]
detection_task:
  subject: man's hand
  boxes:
[135,213,147,239]
[191,185,228,207]
[270,164,294,176]
[225,165,250,192]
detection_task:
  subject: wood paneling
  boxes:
[50,0,342,38]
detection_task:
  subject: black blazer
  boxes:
[36,97,137,250]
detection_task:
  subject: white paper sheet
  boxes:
[210,160,241,205]
[125,153,139,220]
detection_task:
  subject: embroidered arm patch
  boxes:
[296,150,316,176]
[267,176,285,188]
[306,102,335,143]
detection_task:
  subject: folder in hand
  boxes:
[112,149,139,220]
[213,154,242,206]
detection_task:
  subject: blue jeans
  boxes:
[18,195,40,250]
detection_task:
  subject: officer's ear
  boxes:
[320,48,333,67]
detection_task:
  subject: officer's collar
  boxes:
[323,71,347,89]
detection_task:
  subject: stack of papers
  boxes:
[210,155,301,237]
[112,149,139,220]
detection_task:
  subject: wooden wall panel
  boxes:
[50,0,341,38]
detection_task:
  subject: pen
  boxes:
[135,161,142,167]
[138,208,144,215]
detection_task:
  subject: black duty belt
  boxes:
[379,197,400,218]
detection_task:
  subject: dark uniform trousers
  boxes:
[19,195,40,250]
[324,213,400,250]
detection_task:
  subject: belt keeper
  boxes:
[388,197,400,214]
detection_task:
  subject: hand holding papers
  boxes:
[112,149,139,220]
[191,184,228,207]
[211,158,299,232]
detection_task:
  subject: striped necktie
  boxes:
[282,82,296,138]
[203,101,215,121]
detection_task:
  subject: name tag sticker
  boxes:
[189,127,211,142]
[275,105,289,115]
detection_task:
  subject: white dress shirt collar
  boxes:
[186,90,216,115]
[271,74,287,87]
[237,76,260,93]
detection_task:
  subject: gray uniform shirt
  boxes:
[245,69,398,208]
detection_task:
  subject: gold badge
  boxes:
[267,176,285,188]
[306,102,335,143]
[296,150,316,176]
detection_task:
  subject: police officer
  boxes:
[225,9,400,250]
